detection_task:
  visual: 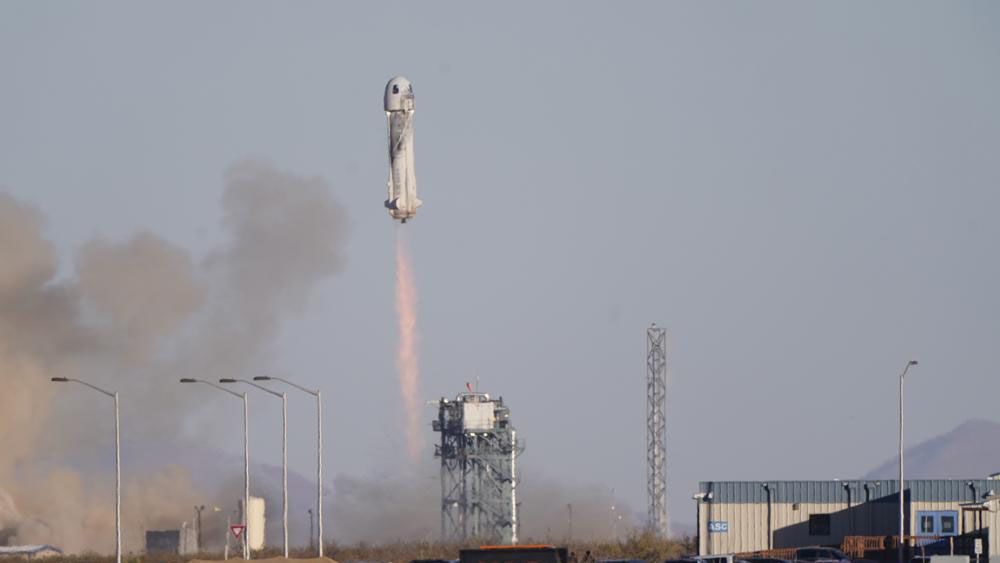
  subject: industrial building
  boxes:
[145,529,197,556]
[433,390,520,544]
[695,477,1000,559]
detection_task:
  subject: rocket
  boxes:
[384,76,421,222]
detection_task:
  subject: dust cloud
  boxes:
[329,466,638,543]
[0,159,348,553]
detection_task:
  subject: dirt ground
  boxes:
[189,559,339,563]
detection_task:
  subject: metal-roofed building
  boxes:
[695,478,1000,557]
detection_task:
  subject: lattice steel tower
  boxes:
[433,391,520,544]
[647,324,669,537]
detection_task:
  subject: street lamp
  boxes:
[308,509,314,551]
[194,505,206,551]
[254,375,324,557]
[51,377,121,563]
[221,378,289,559]
[899,360,918,563]
[179,378,250,560]
[566,503,572,541]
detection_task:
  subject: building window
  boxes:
[393,85,399,94]
[917,510,959,537]
[920,515,935,534]
[941,514,956,535]
[809,514,831,536]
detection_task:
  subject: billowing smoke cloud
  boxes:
[76,233,203,363]
[0,192,79,473]
[0,159,348,553]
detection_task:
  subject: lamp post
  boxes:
[899,360,918,563]
[763,483,773,550]
[308,509,314,551]
[567,503,572,541]
[692,491,712,555]
[254,375,324,557]
[195,505,205,551]
[221,378,288,559]
[51,377,121,563]
[179,378,250,560]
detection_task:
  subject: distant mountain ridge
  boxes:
[866,418,1000,479]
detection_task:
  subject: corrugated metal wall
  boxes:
[696,480,1000,556]
[699,480,997,504]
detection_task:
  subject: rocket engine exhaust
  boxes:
[394,229,422,461]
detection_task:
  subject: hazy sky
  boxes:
[2,1,999,533]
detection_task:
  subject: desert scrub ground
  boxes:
[2,532,693,563]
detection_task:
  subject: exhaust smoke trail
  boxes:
[394,228,422,461]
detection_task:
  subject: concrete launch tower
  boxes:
[647,324,669,537]
[433,391,520,544]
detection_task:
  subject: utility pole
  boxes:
[222,379,289,558]
[309,509,315,551]
[195,505,206,551]
[51,378,122,563]
[567,503,573,541]
[899,360,918,563]
[179,379,250,560]
[253,376,324,557]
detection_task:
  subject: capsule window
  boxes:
[392,85,399,94]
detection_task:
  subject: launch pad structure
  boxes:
[433,391,521,544]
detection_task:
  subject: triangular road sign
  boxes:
[230,524,246,540]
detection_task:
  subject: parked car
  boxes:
[746,557,793,563]
[794,547,851,563]
[680,554,741,563]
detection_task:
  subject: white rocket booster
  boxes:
[384,76,421,222]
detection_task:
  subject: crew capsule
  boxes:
[385,76,415,112]
[384,76,421,222]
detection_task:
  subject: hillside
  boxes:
[866,418,1000,479]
